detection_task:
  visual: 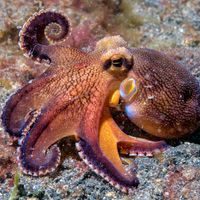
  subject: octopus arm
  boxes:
[76,86,139,192]
[17,97,78,175]
[100,108,167,157]
[2,66,80,137]
[19,10,87,65]
[35,46,89,66]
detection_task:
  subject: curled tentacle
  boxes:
[19,10,70,64]
[18,115,61,176]
[16,97,79,175]
[16,108,60,175]
[44,22,69,43]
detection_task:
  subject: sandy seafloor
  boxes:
[0,0,200,199]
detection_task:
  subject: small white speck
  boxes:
[148,95,155,100]
[144,85,153,88]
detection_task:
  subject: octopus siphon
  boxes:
[2,10,200,193]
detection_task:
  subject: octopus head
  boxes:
[95,36,133,78]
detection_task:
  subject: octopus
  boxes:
[1,10,200,193]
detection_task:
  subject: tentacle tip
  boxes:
[118,183,138,194]
[110,178,139,193]
[19,9,71,62]
[132,178,139,187]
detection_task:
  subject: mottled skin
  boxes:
[1,10,200,193]
[121,49,200,139]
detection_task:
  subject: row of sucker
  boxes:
[75,140,134,193]
[18,10,70,63]
[16,109,61,176]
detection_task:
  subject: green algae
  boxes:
[0,79,12,90]
[9,172,20,200]
[0,26,18,44]
[110,0,144,47]
[0,29,6,42]
[148,39,177,50]
[120,0,144,27]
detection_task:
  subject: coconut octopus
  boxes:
[2,10,200,193]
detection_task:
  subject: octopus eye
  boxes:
[101,47,133,73]
[112,57,123,68]
[104,55,131,71]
